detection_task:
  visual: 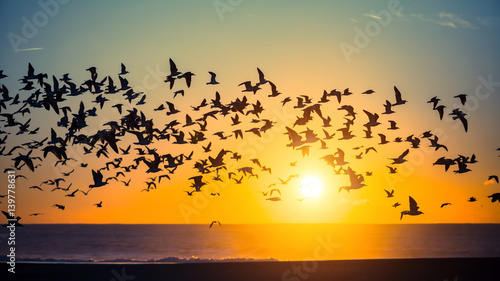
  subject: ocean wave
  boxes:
[0,256,279,264]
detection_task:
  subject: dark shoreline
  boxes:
[1,257,499,281]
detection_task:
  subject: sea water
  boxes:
[1,224,499,262]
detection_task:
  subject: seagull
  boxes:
[392,86,407,106]
[389,149,409,164]
[119,63,129,75]
[384,189,395,198]
[488,175,499,183]
[454,94,467,105]
[338,167,366,192]
[468,197,477,202]
[449,108,468,132]
[434,105,446,120]
[388,120,399,130]
[427,96,441,109]
[209,221,221,228]
[440,203,452,208]
[89,169,109,188]
[400,196,423,220]
[256,68,268,85]
[207,71,219,85]
[387,166,397,174]
[94,201,103,208]
[178,71,195,88]
[382,100,395,114]
[488,193,500,203]
[392,202,401,208]
[52,204,65,210]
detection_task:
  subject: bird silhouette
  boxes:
[209,221,221,228]
[384,189,395,198]
[400,196,423,220]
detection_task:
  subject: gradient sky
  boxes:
[0,0,499,224]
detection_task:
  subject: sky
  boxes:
[0,0,499,224]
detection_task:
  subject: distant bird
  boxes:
[392,86,407,106]
[65,189,79,197]
[207,72,219,85]
[434,105,446,120]
[488,175,499,183]
[427,96,441,109]
[468,197,477,202]
[94,201,103,208]
[29,185,43,191]
[384,189,395,198]
[389,149,409,164]
[387,166,397,174]
[449,108,468,132]
[168,58,181,77]
[388,120,399,130]
[392,202,401,208]
[29,213,44,216]
[119,63,129,75]
[178,71,195,88]
[400,196,423,220]
[89,169,109,188]
[454,94,467,105]
[52,204,65,210]
[256,68,268,85]
[382,100,395,114]
[378,133,389,145]
[440,203,452,208]
[209,221,221,228]
[488,193,500,203]
[339,167,366,192]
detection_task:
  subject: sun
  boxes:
[301,176,323,197]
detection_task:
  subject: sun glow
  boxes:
[301,176,323,197]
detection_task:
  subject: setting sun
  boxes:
[300,176,323,198]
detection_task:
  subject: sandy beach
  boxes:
[1,257,498,281]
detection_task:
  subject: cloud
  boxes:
[408,12,475,29]
[352,199,369,206]
[476,16,500,27]
[364,13,382,20]
[484,179,496,186]
[18,47,44,52]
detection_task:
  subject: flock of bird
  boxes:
[0,59,498,226]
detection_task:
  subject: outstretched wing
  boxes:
[394,86,402,102]
[399,149,409,159]
[409,196,419,212]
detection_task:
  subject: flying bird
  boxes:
[207,71,219,85]
[392,86,407,106]
[400,196,423,220]
[384,189,395,198]
[209,221,221,228]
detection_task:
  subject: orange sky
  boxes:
[1,0,499,224]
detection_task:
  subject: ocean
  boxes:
[1,224,499,263]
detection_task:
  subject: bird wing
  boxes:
[409,196,419,212]
[399,149,410,159]
[394,86,402,102]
